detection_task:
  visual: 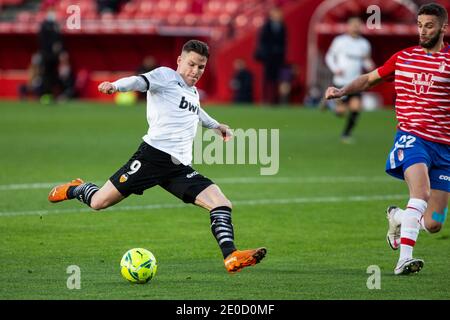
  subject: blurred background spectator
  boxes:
[254,6,287,106]
[278,63,300,105]
[136,55,159,100]
[38,8,63,100]
[136,55,158,75]
[18,52,44,100]
[96,0,126,14]
[229,59,254,104]
[1,0,448,106]
[304,85,323,108]
[57,51,76,100]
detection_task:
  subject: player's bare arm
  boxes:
[325,69,382,100]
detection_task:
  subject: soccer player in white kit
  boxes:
[325,16,375,143]
[48,40,266,273]
[325,4,449,275]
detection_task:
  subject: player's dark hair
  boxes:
[418,3,448,25]
[182,40,210,58]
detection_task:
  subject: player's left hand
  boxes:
[215,124,233,142]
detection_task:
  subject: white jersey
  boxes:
[325,34,372,86]
[114,66,219,166]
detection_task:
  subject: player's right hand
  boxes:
[98,82,117,94]
[325,87,344,100]
[215,124,233,142]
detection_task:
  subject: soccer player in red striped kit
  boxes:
[325,3,449,275]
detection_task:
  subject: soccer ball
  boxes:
[120,248,157,284]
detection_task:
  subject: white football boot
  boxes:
[386,206,401,250]
[394,258,424,275]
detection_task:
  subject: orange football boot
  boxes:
[48,178,84,203]
[224,247,267,273]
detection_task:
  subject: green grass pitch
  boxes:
[0,100,449,300]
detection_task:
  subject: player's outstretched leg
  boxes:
[224,247,267,273]
[48,179,100,207]
[209,205,267,273]
[48,178,84,203]
[196,185,267,273]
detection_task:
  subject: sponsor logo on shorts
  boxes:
[186,171,199,179]
[119,173,129,183]
[439,175,450,181]
[397,149,404,161]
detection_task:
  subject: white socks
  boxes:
[399,198,427,261]
[419,214,429,232]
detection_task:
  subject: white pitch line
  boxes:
[0,193,407,217]
[0,176,393,191]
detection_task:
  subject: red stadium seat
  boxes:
[122,1,138,14]
[0,0,24,5]
[174,0,189,14]
[206,0,221,14]
[183,13,197,27]
[234,14,249,28]
[224,1,239,14]
[166,13,183,26]
[137,1,155,15]
[218,13,231,26]
[16,11,33,23]
[197,12,216,27]
[156,0,172,15]
[251,15,265,29]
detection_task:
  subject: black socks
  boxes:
[210,206,237,259]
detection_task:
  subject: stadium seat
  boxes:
[224,1,239,14]
[0,0,24,6]
[251,15,265,29]
[15,11,32,23]
[156,0,172,15]
[122,1,138,14]
[218,13,231,26]
[139,1,155,12]
[174,0,189,14]
[183,13,197,27]
[205,0,221,14]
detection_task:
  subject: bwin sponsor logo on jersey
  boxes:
[179,96,199,113]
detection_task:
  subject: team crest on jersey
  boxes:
[119,173,129,183]
[439,61,447,72]
[397,149,404,162]
[412,72,434,94]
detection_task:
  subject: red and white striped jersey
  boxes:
[377,44,450,145]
